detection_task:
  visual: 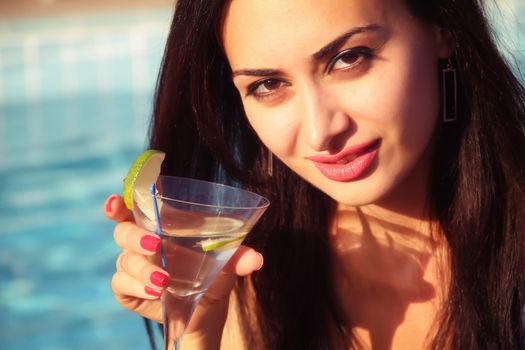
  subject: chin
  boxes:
[329,192,381,207]
[312,182,382,207]
[318,173,405,207]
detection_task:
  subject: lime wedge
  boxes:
[197,232,248,252]
[123,150,166,210]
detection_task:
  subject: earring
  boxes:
[442,58,457,122]
[267,150,274,177]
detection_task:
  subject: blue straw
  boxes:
[150,183,166,269]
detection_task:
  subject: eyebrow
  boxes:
[312,24,381,60]
[231,24,381,78]
[232,68,284,78]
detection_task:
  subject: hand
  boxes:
[103,194,264,328]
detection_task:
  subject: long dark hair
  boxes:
[147,0,525,348]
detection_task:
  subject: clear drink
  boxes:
[159,213,247,295]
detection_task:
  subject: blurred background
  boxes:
[0,1,523,350]
[0,0,172,349]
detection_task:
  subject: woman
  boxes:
[104,0,525,348]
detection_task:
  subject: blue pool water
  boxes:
[0,4,523,350]
[0,9,170,349]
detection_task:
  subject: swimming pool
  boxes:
[0,4,523,350]
[0,9,170,349]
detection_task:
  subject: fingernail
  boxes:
[255,253,264,271]
[105,195,118,213]
[144,286,162,297]
[140,235,161,252]
[150,271,169,288]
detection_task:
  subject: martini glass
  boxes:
[132,176,269,350]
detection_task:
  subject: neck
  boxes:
[330,141,446,292]
[332,203,438,268]
[334,142,440,255]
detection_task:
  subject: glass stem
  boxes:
[162,291,203,350]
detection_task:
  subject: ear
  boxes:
[433,26,455,59]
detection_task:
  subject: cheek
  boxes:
[362,49,440,149]
[243,104,299,155]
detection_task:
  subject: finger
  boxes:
[117,252,170,290]
[103,194,134,222]
[111,271,163,300]
[114,221,161,255]
[222,246,264,276]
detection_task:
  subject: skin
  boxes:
[108,0,453,348]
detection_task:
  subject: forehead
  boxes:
[221,0,401,68]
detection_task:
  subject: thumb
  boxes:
[223,246,264,276]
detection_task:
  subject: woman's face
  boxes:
[222,0,450,206]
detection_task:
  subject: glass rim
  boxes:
[134,175,270,211]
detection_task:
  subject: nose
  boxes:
[300,81,352,152]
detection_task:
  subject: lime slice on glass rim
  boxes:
[123,150,166,221]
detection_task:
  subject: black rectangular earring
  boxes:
[442,59,458,122]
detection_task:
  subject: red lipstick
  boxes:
[306,139,380,182]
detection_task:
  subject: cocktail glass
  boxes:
[132,175,269,350]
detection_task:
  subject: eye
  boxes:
[326,47,374,73]
[246,78,289,100]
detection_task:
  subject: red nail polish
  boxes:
[150,271,169,288]
[140,235,161,252]
[105,195,118,213]
[144,286,162,297]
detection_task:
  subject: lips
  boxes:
[306,139,380,182]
